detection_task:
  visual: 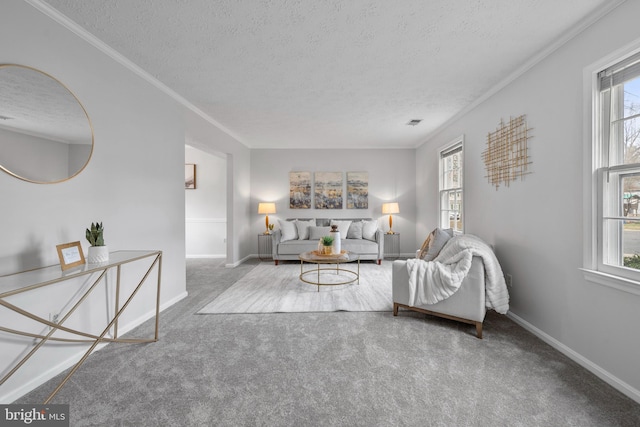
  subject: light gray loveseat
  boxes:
[271,218,384,265]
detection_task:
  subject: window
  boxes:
[439,137,463,232]
[595,51,640,280]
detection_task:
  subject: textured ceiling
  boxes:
[41,0,613,149]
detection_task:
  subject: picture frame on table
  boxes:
[56,241,86,271]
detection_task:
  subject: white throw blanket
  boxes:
[406,234,509,314]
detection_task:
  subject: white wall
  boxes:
[416,1,640,401]
[250,149,416,255]
[0,1,187,402]
[185,146,227,258]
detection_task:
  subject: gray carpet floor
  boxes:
[16,258,640,426]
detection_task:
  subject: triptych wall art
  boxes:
[289,171,368,209]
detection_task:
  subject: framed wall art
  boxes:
[185,164,196,189]
[314,172,343,209]
[289,171,311,209]
[347,171,368,209]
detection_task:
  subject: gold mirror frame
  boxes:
[0,64,94,184]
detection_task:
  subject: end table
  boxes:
[258,233,273,261]
[384,233,400,260]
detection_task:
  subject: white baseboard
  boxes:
[225,254,254,268]
[186,254,226,259]
[507,312,640,404]
[0,291,188,403]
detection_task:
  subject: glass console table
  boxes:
[0,250,162,403]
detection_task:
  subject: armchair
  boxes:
[392,257,486,338]
[390,230,509,339]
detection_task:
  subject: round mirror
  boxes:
[0,64,93,184]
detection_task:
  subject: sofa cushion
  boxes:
[309,226,331,240]
[342,239,379,255]
[295,219,315,240]
[330,220,352,237]
[278,219,298,242]
[347,220,364,239]
[362,220,378,241]
[278,239,319,255]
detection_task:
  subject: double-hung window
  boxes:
[439,137,464,232]
[596,51,640,280]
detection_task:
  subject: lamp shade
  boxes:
[258,202,276,214]
[382,202,399,214]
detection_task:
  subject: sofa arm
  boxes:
[392,260,409,302]
[376,229,384,261]
[271,230,281,260]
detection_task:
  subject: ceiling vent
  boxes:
[406,119,422,126]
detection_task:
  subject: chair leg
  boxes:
[274,260,279,266]
[393,303,399,316]
[475,322,483,339]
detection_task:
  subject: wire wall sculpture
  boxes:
[482,115,532,189]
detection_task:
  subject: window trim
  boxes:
[438,135,464,233]
[583,40,640,294]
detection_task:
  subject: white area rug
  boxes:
[198,261,393,313]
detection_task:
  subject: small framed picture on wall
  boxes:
[185,164,196,189]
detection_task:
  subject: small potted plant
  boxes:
[86,221,108,263]
[321,235,334,255]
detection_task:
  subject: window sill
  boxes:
[580,268,640,296]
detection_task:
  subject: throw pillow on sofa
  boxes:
[309,226,331,240]
[362,220,378,241]
[347,220,364,239]
[278,219,298,242]
[295,219,315,240]
[417,233,432,260]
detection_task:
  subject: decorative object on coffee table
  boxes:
[258,202,276,234]
[321,236,334,254]
[330,224,341,254]
[86,221,108,263]
[382,202,400,234]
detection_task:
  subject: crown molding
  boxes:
[415,0,627,149]
[24,0,250,149]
